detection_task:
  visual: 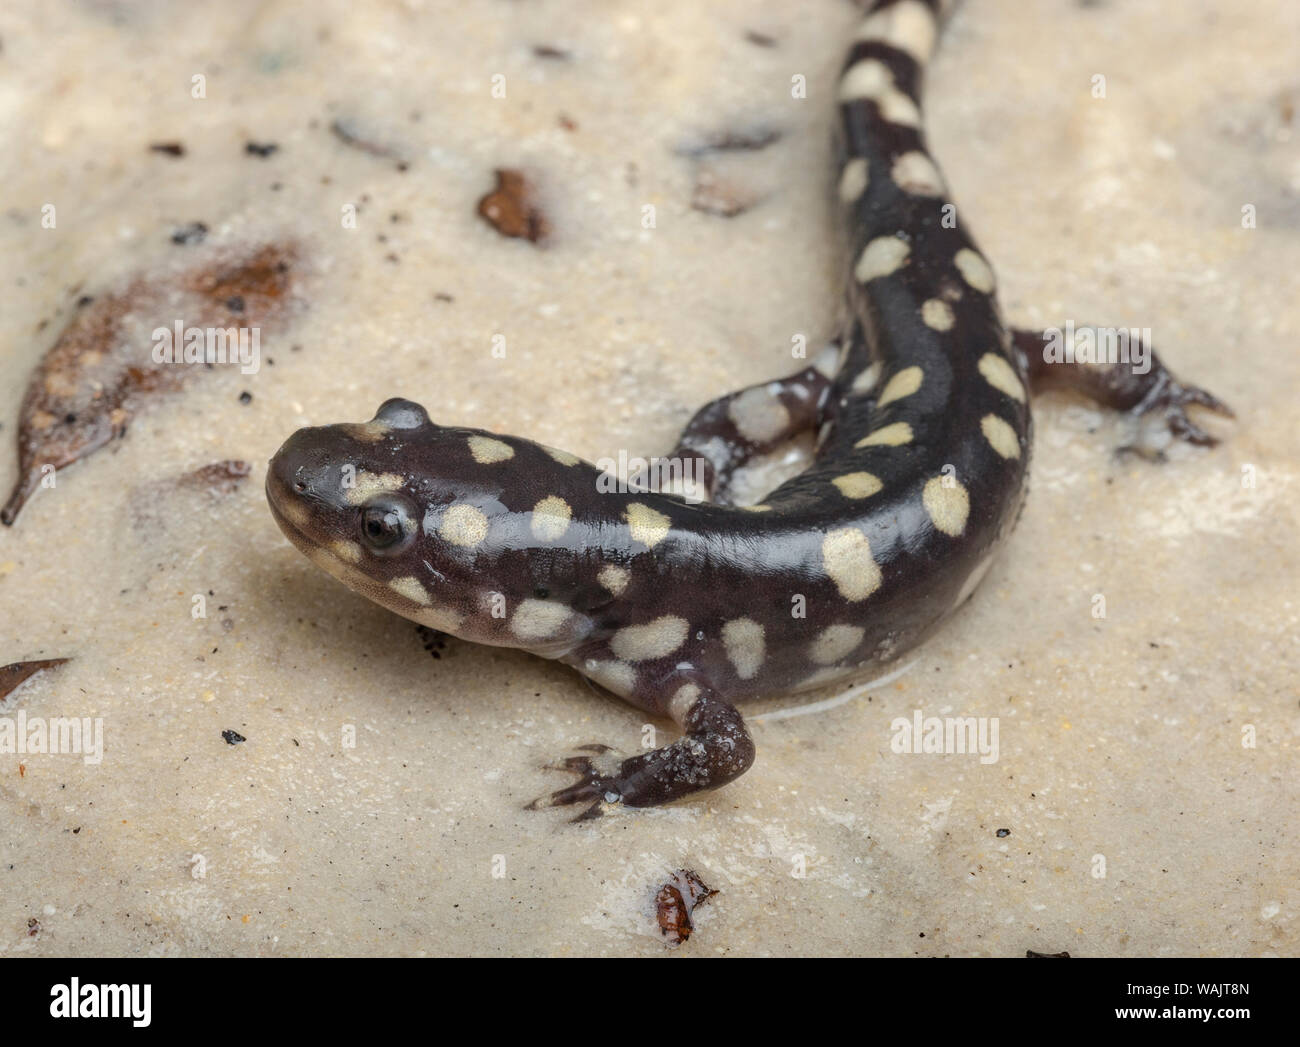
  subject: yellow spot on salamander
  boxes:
[891,151,945,197]
[728,387,791,444]
[839,58,892,101]
[668,684,701,722]
[980,414,1021,459]
[822,528,882,602]
[851,361,882,395]
[339,421,390,443]
[854,236,910,283]
[511,598,574,641]
[855,0,937,64]
[722,618,765,680]
[839,157,870,203]
[529,495,572,542]
[343,472,405,506]
[954,248,996,293]
[837,59,921,127]
[330,540,363,564]
[583,659,636,697]
[388,576,431,605]
[832,472,884,499]
[855,422,913,448]
[439,503,489,547]
[977,353,1026,402]
[921,298,954,331]
[415,605,465,634]
[597,564,630,596]
[468,435,515,464]
[878,91,922,128]
[809,624,866,665]
[876,366,923,407]
[610,615,689,662]
[922,475,970,537]
[625,502,671,548]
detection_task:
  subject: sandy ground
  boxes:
[1,0,1296,956]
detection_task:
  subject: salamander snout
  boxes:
[265,424,338,508]
[266,399,432,511]
[265,399,427,506]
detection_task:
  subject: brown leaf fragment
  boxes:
[2,243,298,525]
[0,658,70,703]
[181,243,296,319]
[477,169,548,243]
[655,868,717,944]
[691,168,765,218]
[176,459,252,495]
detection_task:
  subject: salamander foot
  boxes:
[528,693,756,821]
[1118,370,1235,460]
[1014,326,1234,459]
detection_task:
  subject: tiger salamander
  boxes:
[265,0,1231,819]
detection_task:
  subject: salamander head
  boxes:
[265,398,596,654]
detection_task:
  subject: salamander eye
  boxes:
[359,495,415,554]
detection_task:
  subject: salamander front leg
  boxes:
[1013,326,1234,458]
[528,687,756,821]
[666,349,836,503]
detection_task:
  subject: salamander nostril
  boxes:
[294,481,307,492]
